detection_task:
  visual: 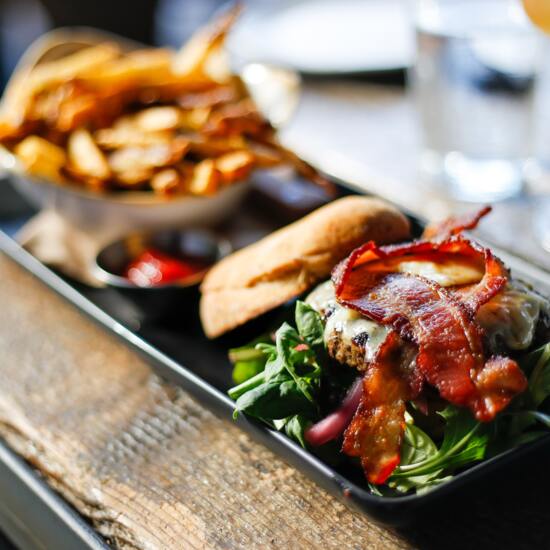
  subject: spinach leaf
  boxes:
[527,343,550,407]
[295,301,324,347]
[273,415,311,448]
[508,410,550,431]
[232,359,267,386]
[496,343,550,443]
[234,376,316,420]
[229,336,271,385]
[435,407,488,469]
[228,304,324,447]
[391,406,488,486]
[389,420,441,493]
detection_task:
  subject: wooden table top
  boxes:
[2,79,550,549]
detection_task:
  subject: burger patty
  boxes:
[306,281,389,371]
[306,279,550,371]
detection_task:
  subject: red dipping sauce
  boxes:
[124,248,208,287]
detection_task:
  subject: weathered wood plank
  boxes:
[0,252,411,549]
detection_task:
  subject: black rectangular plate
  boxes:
[2,173,550,529]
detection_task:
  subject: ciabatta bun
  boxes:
[200,196,410,338]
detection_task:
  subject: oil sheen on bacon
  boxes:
[333,234,528,484]
[341,332,417,484]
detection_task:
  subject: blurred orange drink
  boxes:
[523,0,550,33]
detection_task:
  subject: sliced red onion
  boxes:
[305,377,363,447]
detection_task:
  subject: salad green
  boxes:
[228,302,550,495]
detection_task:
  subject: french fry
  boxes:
[68,128,110,180]
[265,139,337,197]
[3,44,121,127]
[108,147,154,185]
[135,106,181,132]
[151,168,181,194]
[172,4,241,79]
[31,43,121,88]
[109,138,189,186]
[215,150,254,183]
[178,84,238,109]
[179,107,211,130]
[203,99,270,137]
[95,122,172,149]
[113,165,152,187]
[29,81,128,132]
[77,49,173,91]
[0,66,35,128]
[188,159,219,195]
[188,135,246,157]
[56,94,99,132]
[247,143,284,168]
[14,135,66,181]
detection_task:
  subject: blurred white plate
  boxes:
[229,0,415,74]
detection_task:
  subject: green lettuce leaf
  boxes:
[228,305,325,446]
[295,301,324,347]
[390,406,488,491]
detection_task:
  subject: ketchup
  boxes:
[124,248,208,287]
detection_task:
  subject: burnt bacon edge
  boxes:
[333,236,509,318]
[421,205,492,241]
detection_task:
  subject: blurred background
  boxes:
[1,0,550,262]
[0,0,221,83]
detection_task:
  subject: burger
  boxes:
[200,197,550,493]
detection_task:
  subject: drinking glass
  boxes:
[522,0,550,251]
[410,0,540,202]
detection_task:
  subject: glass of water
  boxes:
[521,0,550,252]
[411,0,540,202]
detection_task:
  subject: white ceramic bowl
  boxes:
[0,28,300,239]
[2,145,250,236]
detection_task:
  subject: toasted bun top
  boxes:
[200,196,410,338]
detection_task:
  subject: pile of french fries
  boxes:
[0,6,326,197]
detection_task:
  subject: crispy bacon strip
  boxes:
[342,333,413,485]
[334,236,507,316]
[422,206,492,241]
[333,235,527,482]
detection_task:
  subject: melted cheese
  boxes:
[306,277,548,356]
[397,259,483,287]
[477,281,549,350]
[306,280,389,360]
